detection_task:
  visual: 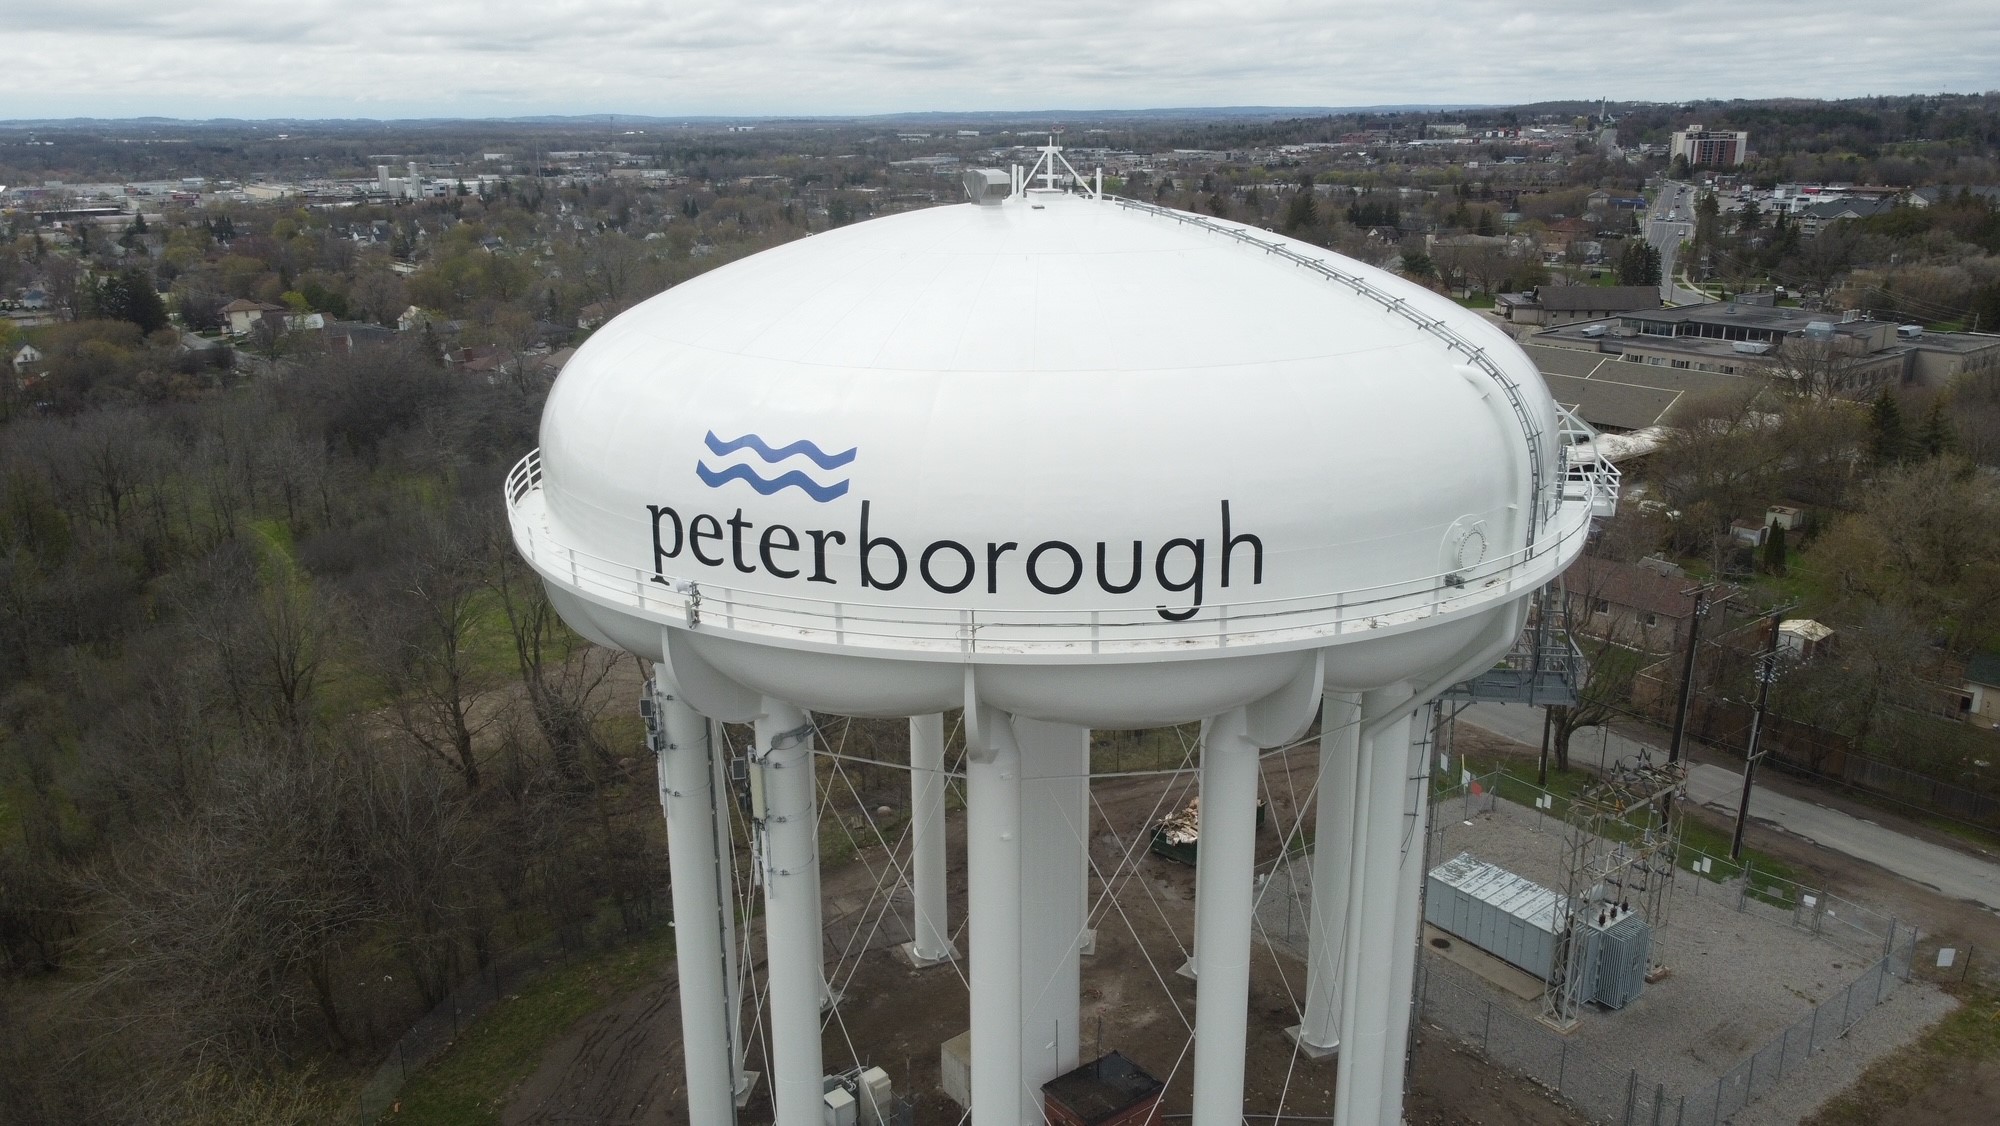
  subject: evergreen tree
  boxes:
[1918,398,1957,459]
[1475,209,1497,236]
[89,268,169,335]
[1206,192,1230,219]
[1283,182,1318,235]
[1869,389,1910,466]
[1761,522,1788,575]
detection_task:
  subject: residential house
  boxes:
[221,298,286,336]
[1961,653,2000,729]
[1563,555,1737,654]
[1497,286,1661,326]
[12,343,44,373]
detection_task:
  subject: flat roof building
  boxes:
[1671,125,1749,168]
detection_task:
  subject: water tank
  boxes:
[514,192,1598,726]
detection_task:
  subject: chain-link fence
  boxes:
[1671,841,1905,961]
[1669,929,1916,1126]
[1418,926,1917,1126]
[1420,956,1662,1124]
[1245,768,1934,1125]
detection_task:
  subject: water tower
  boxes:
[506,141,1615,1126]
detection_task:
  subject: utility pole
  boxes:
[1731,610,1788,861]
[1537,705,1554,787]
[1667,586,1713,765]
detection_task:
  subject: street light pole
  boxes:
[1731,611,1786,861]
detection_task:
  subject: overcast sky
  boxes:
[8,0,1999,120]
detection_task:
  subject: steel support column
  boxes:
[1293,690,1363,1055]
[655,681,736,1126]
[902,713,957,967]
[753,699,824,1126]
[1190,707,1261,1126]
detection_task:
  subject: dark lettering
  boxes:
[689,514,724,567]
[1221,500,1262,587]
[920,540,975,594]
[1155,537,1205,621]
[985,541,1019,594]
[1027,541,1083,595]
[648,504,683,582]
[727,508,756,573]
[859,501,906,590]
[807,529,845,584]
[760,524,801,579]
[1095,540,1143,594]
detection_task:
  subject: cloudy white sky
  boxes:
[8,0,1999,120]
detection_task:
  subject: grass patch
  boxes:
[1923,815,2000,851]
[1091,725,1201,775]
[1454,293,1497,309]
[384,930,674,1125]
[1805,980,2000,1125]
[1447,754,1802,892]
[246,517,301,583]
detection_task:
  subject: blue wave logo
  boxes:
[696,431,856,502]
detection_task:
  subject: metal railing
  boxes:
[505,446,1616,658]
[1110,197,1558,544]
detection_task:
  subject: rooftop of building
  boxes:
[1520,343,1751,431]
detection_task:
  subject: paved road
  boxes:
[1455,702,2000,914]
[1646,181,1705,305]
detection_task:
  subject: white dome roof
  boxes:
[518,193,1598,691]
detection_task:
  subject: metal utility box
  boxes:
[1589,911,1651,1009]
[855,1066,893,1126]
[1425,853,1566,981]
[822,1085,857,1126]
[1042,1051,1165,1126]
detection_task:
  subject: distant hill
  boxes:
[0,105,1494,131]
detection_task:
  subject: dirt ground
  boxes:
[503,736,1594,1126]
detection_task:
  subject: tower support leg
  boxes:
[901,713,957,967]
[1017,718,1087,1101]
[654,681,737,1126]
[1190,707,1261,1126]
[754,699,824,1126]
[1291,691,1362,1058]
[1334,685,1416,1126]
[967,721,1024,1126]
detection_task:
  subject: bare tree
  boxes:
[371,506,500,789]
[492,556,619,784]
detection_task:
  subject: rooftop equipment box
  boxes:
[1042,1051,1165,1126]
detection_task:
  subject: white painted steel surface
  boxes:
[654,682,737,1125]
[1333,686,1416,1126]
[1296,691,1361,1053]
[1016,719,1087,1108]
[905,713,954,965]
[509,188,1615,726]
[966,722,1024,1126]
[513,184,1616,1126]
[1190,708,1261,1126]
[752,700,825,1126]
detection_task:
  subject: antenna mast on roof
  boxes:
[1022,129,1101,200]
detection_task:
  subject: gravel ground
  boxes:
[1255,787,1959,1124]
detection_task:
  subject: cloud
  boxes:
[4,0,1997,118]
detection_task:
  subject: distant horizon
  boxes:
[0,92,1989,130]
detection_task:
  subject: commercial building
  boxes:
[1535,296,2000,394]
[1670,125,1749,168]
